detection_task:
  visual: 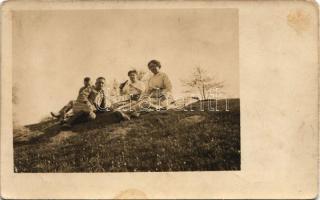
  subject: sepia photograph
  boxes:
[1,0,318,199]
[12,8,240,172]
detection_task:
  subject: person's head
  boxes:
[128,70,138,82]
[148,60,161,74]
[83,77,91,87]
[95,77,106,90]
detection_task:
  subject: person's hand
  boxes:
[160,95,167,101]
[85,101,92,106]
[83,100,91,104]
[151,87,160,92]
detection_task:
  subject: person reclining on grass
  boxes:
[50,77,93,123]
[61,76,111,128]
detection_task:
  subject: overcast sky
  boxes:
[13,9,238,125]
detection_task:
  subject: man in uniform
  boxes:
[62,77,108,128]
[50,77,92,123]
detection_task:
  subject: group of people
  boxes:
[50,60,174,129]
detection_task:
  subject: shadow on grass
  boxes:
[15,111,125,146]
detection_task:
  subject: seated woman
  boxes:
[120,70,145,100]
[112,70,145,109]
[144,59,173,107]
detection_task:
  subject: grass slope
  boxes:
[14,99,240,172]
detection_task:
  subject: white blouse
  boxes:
[146,72,172,95]
[122,80,145,96]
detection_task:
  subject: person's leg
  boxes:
[87,111,96,121]
[59,100,74,119]
[114,110,131,120]
[51,100,74,121]
[115,102,142,120]
[61,111,87,129]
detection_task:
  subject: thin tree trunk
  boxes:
[202,84,206,100]
[198,87,204,100]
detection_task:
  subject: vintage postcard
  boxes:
[0,0,318,199]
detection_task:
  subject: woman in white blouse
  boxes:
[145,60,172,103]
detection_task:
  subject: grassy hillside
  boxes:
[14,99,240,172]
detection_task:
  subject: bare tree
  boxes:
[181,66,224,100]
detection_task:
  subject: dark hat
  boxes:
[148,60,161,69]
[96,77,106,81]
[128,69,138,76]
